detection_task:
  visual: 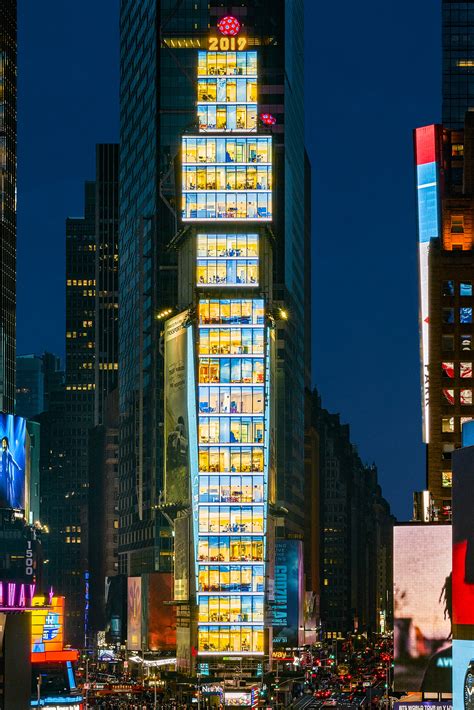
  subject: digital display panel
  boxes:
[164,311,191,505]
[127,576,142,651]
[0,413,26,510]
[31,596,65,657]
[414,125,442,444]
[393,525,452,692]
[454,640,474,710]
[452,442,474,710]
[272,539,304,649]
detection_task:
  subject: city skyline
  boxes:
[16,0,441,521]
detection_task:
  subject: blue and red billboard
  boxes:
[0,414,26,510]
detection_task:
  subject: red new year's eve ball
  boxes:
[260,113,277,126]
[217,16,241,36]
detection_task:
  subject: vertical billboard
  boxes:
[272,539,303,649]
[31,596,65,657]
[393,525,452,692]
[452,442,474,710]
[164,311,190,505]
[127,576,142,651]
[414,125,442,444]
[0,414,26,510]
[143,572,176,651]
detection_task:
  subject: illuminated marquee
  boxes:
[0,581,52,611]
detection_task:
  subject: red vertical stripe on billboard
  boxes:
[414,124,441,166]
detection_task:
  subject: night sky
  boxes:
[17,1,441,520]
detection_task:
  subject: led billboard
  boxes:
[127,576,142,651]
[144,572,176,651]
[31,596,66,660]
[452,440,474,710]
[164,311,191,505]
[394,525,452,692]
[414,125,442,444]
[272,539,303,649]
[0,413,26,510]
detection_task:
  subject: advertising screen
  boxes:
[452,442,474,710]
[145,572,176,651]
[164,311,191,506]
[31,596,65,657]
[453,640,474,710]
[393,525,452,692]
[0,414,26,510]
[272,539,303,649]
[127,576,142,651]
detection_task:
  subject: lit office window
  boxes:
[197,51,257,78]
[461,389,473,405]
[442,471,452,488]
[442,417,454,433]
[461,281,473,297]
[442,362,455,378]
[443,388,455,405]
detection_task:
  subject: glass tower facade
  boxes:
[166,36,274,668]
[443,0,474,129]
[0,0,16,412]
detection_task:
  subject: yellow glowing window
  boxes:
[451,215,465,234]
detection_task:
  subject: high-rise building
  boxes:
[307,389,394,637]
[94,144,119,426]
[442,0,474,130]
[16,354,44,419]
[0,0,17,413]
[164,24,278,674]
[415,118,474,518]
[15,352,63,419]
[41,146,119,645]
[118,0,308,611]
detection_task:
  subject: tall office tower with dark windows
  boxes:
[41,146,120,645]
[415,118,474,519]
[41,181,96,645]
[119,0,308,604]
[0,0,17,413]
[443,0,474,130]
[94,144,119,426]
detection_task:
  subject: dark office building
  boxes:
[118,0,308,588]
[94,144,119,426]
[41,147,119,646]
[41,181,96,645]
[0,0,17,413]
[307,389,394,637]
[15,352,63,419]
[443,0,474,130]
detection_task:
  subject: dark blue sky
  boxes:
[17,1,441,519]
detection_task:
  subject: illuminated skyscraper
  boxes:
[164,20,275,674]
[0,0,17,413]
[118,0,308,584]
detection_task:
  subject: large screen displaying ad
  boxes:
[453,444,474,710]
[272,539,303,649]
[145,572,176,651]
[0,414,26,510]
[164,311,191,506]
[453,640,474,710]
[394,525,452,692]
[127,576,142,651]
[31,596,65,657]
[453,446,474,634]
